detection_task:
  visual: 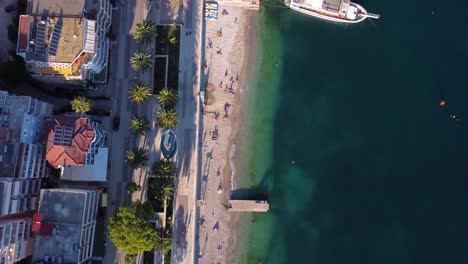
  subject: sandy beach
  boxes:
[197,5,258,263]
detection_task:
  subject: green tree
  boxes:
[149,177,173,203]
[151,159,176,178]
[154,228,172,255]
[129,82,152,103]
[160,184,173,202]
[107,203,156,255]
[71,96,91,113]
[131,52,152,72]
[127,182,142,193]
[130,116,150,135]
[156,109,178,129]
[168,23,178,45]
[157,88,179,109]
[124,255,135,264]
[125,148,149,169]
[133,20,156,44]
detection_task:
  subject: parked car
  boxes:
[4,4,17,13]
[112,116,120,131]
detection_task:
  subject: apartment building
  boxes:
[0,218,34,264]
[32,188,100,264]
[16,0,112,83]
[45,114,108,182]
[0,91,53,216]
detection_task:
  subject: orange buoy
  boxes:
[439,100,446,106]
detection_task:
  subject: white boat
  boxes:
[289,0,380,23]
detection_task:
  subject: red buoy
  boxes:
[439,100,446,106]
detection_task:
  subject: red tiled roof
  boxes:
[17,15,29,53]
[45,115,95,169]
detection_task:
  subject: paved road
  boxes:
[171,0,204,262]
[103,0,152,263]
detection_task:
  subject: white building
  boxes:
[16,0,112,83]
[0,218,34,264]
[0,91,53,216]
[32,188,100,264]
[45,114,108,182]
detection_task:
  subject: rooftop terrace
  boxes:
[32,189,88,263]
[26,16,85,64]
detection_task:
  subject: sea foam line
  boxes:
[229,144,236,191]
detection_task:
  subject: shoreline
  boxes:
[224,9,260,263]
[197,6,259,263]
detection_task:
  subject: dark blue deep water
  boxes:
[238,0,468,263]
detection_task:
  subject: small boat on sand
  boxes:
[289,0,380,23]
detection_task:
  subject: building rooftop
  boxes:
[0,91,52,143]
[25,16,85,64]
[0,142,23,178]
[45,115,95,169]
[36,189,86,224]
[0,94,32,138]
[32,189,89,264]
[17,16,30,53]
[30,0,85,17]
[61,147,108,182]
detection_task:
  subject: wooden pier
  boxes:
[228,200,269,212]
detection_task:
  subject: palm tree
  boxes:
[127,182,142,193]
[129,82,152,103]
[156,109,178,129]
[168,23,178,45]
[132,20,155,44]
[154,228,172,255]
[149,177,173,202]
[125,148,148,169]
[160,183,173,202]
[151,159,176,178]
[71,96,91,113]
[157,88,179,109]
[129,116,150,135]
[130,52,152,72]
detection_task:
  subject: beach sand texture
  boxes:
[197,6,257,263]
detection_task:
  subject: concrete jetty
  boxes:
[228,200,269,212]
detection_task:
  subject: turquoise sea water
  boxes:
[237,0,468,263]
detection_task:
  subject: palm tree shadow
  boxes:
[172,205,188,262]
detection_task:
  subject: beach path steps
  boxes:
[228,200,269,212]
